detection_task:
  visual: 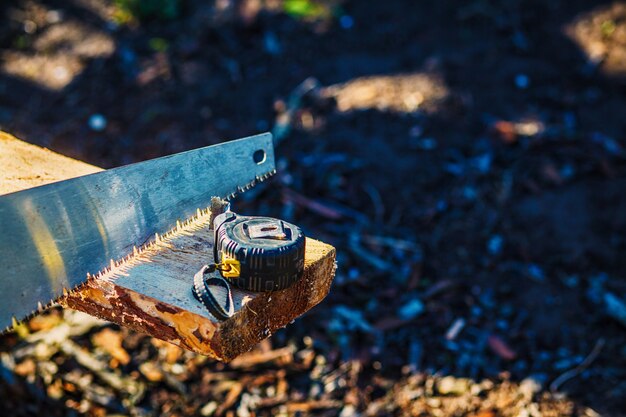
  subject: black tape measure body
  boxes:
[213,212,305,291]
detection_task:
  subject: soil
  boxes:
[0,0,625,416]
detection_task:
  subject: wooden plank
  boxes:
[0,132,336,361]
[0,132,102,194]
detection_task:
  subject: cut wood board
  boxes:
[0,132,336,361]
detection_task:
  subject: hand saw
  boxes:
[0,132,275,331]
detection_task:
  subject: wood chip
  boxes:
[228,347,294,369]
[13,359,36,376]
[139,363,164,382]
[286,400,343,412]
[92,328,130,366]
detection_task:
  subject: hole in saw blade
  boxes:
[253,149,266,165]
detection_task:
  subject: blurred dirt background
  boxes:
[0,0,625,416]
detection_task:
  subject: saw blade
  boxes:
[0,132,275,330]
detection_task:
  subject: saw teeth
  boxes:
[225,168,276,200]
[3,300,59,334]
[51,167,278,309]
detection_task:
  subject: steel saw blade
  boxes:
[0,132,275,330]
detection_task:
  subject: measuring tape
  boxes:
[192,211,305,320]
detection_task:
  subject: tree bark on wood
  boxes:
[0,132,336,361]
